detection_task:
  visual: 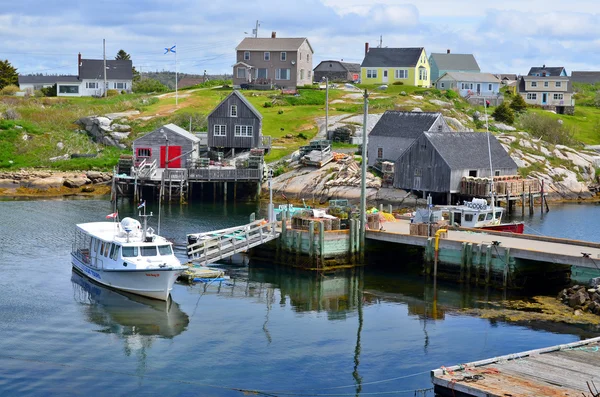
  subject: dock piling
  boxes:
[485,245,492,284]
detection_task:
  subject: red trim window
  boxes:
[136,148,152,165]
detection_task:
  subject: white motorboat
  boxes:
[71,211,187,301]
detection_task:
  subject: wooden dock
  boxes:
[367,220,600,287]
[431,336,600,396]
[187,219,279,266]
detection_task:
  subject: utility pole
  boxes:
[325,76,329,139]
[379,35,383,48]
[103,39,107,97]
[359,89,369,261]
[253,20,260,38]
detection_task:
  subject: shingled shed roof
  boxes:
[369,111,442,138]
[425,132,517,170]
[361,48,424,68]
[430,53,480,71]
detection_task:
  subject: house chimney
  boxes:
[365,42,369,55]
[271,31,276,38]
[447,49,451,54]
[543,64,546,69]
[78,52,82,77]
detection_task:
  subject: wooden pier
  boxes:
[431,336,600,396]
[367,220,600,287]
[187,219,279,266]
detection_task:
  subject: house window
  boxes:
[556,81,562,88]
[137,148,151,158]
[495,170,500,176]
[237,68,246,79]
[234,125,253,137]
[300,69,304,80]
[527,93,537,100]
[244,51,250,61]
[395,69,408,79]
[488,84,492,90]
[308,70,312,80]
[531,81,537,87]
[377,148,383,159]
[544,81,549,87]
[256,68,268,79]
[367,69,378,79]
[437,124,443,132]
[414,168,422,177]
[86,82,98,89]
[214,125,226,136]
[58,85,79,94]
[419,68,428,80]
[276,69,291,80]
[280,52,286,61]
[553,93,564,100]
[264,52,270,61]
[468,170,477,177]
[440,82,445,88]
[230,105,237,117]
[114,82,127,89]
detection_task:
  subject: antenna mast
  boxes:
[253,20,260,38]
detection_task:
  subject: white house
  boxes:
[19,53,133,97]
[434,72,501,98]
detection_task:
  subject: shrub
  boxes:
[297,132,308,140]
[3,108,20,120]
[277,109,284,115]
[392,81,404,85]
[41,84,57,97]
[33,90,44,98]
[273,164,288,177]
[509,94,528,113]
[519,112,575,146]
[491,102,515,124]
[106,89,119,97]
[132,78,168,93]
[444,89,458,100]
[263,101,273,108]
[0,85,19,96]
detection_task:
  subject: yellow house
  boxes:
[360,46,430,87]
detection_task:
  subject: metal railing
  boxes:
[188,168,262,181]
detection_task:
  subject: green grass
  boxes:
[527,107,599,145]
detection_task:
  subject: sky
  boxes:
[2,0,599,77]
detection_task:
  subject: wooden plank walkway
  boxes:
[431,336,600,397]
[368,220,600,270]
[187,220,279,266]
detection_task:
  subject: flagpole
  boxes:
[175,42,178,106]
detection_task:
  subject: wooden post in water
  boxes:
[540,179,545,214]
[224,182,228,202]
[485,245,492,284]
[529,186,533,215]
[308,221,315,267]
[521,181,525,215]
[233,182,237,201]
[319,221,325,269]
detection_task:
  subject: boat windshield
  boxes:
[141,246,157,257]
[486,213,493,220]
[478,214,486,221]
[158,245,172,256]
[495,211,502,219]
[122,246,139,257]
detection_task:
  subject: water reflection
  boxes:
[71,269,189,339]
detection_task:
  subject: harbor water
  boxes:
[0,198,598,396]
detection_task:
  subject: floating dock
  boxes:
[431,336,600,396]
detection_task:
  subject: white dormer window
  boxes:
[280,52,286,61]
[264,52,270,61]
[230,105,238,117]
[244,51,250,61]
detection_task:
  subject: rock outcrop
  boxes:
[0,170,112,192]
[76,116,132,149]
[558,285,600,316]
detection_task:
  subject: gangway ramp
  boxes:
[187,220,279,266]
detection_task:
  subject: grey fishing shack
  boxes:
[394,132,518,203]
[367,111,451,167]
[132,123,200,169]
[207,90,266,154]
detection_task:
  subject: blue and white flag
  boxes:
[164,45,176,54]
[138,201,146,209]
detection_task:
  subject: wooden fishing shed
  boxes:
[132,123,201,169]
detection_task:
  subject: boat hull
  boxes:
[71,253,185,301]
[480,222,524,234]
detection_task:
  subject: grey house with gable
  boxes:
[207,90,269,153]
[367,111,451,167]
[133,123,200,169]
[394,132,517,203]
[429,51,480,81]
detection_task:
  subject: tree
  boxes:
[115,49,131,60]
[509,93,528,113]
[491,101,515,125]
[0,59,18,90]
[115,49,140,82]
[41,83,57,97]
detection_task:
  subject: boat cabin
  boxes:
[443,199,503,228]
